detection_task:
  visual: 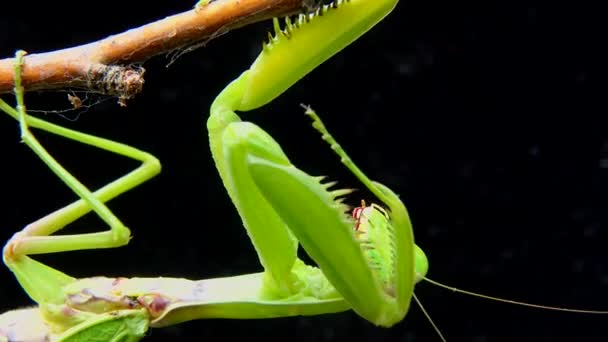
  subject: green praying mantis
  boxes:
[0,0,436,340]
[1,0,607,341]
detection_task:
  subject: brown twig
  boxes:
[0,0,309,102]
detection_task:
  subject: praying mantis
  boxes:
[1,0,433,340]
[1,0,608,340]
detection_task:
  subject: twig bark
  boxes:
[0,0,308,101]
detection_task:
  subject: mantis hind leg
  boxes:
[0,50,161,305]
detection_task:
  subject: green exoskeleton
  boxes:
[2,0,431,340]
[206,0,431,326]
[3,1,607,340]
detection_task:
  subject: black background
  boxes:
[1,1,607,341]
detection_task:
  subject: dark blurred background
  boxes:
[1,1,607,341]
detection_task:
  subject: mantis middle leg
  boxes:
[1,50,161,311]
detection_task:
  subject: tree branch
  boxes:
[0,0,308,102]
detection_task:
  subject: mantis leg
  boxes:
[0,51,161,305]
[205,0,425,327]
[209,100,424,327]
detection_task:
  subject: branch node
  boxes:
[88,64,145,106]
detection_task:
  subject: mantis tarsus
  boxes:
[1,0,607,341]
